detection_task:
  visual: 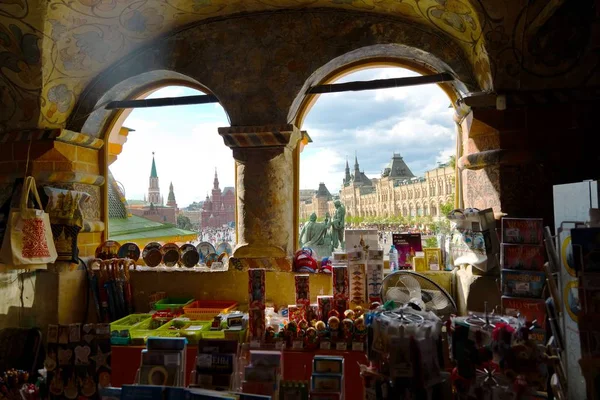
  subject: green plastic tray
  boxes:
[153,297,194,311]
[157,319,211,344]
[110,314,152,333]
[129,316,173,340]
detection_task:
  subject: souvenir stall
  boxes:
[0,177,590,400]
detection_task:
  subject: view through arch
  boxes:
[299,67,457,257]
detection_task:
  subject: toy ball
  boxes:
[294,248,318,272]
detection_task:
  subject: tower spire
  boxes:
[167,181,177,209]
[150,151,157,178]
[148,152,161,204]
[354,151,360,171]
[213,167,219,190]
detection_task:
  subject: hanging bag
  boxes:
[0,176,58,268]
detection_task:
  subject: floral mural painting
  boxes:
[0,0,598,134]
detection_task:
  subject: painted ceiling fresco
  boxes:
[0,0,598,133]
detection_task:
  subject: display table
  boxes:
[111,346,367,397]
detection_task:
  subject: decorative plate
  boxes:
[143,242,162,267]
[95,241,121,260]
[180,244,199,268]
[216,242,233,257]
[196,242,216,263]
[161,243,180,267]
[117,242,140,261]
[205,253,219,267]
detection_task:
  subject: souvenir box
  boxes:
[571,227,600,273]
[502,296,547,329]
[501,244,545,271]
[311,374,343,393]
[332,266,349,299]
[313,356,343,374]
[423,248,442,271]
[317,296,333,322]
[295,274,310,306]
[195,353,236,375]
[248,309,266,340]
[346,249,363,262]
[501,218,544,245]
[501,269,546,298]
[306,304,319,322]
[413,256,426,272]
[249,350,281,368]
[392,233,423,268]
[366,263,383,303]
[280,381,309,400]
[248,269,266,310]
[348,264,366,305]
[244,366,277,382]
[367,249,383,261]
[288,305,306,323]
[345,229,378,251]
[332,253,348,263]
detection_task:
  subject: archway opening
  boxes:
[297,65,458,257]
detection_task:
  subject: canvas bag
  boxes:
[448,208,499,272]
[0,176,57,268]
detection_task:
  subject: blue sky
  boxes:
[110,67,456,207]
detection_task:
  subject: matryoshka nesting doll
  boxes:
[342,318,354,343]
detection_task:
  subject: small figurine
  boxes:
[328,316,340,341]
[353,306,364,319]
[328,309,340,319]
[305,327,319,349]
[369,302,381,310]
[344,309,355,320]
[284,321,298,346]
[298,319,309,331]
[342,318,354,342]
[315,320,328,339]
[353,316,367,343]
[265,326,276,343]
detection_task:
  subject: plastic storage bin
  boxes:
[153,297,194,311]
[110,314,152,333]
[156,319,211,344]
[183,300,238,319]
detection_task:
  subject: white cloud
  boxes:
[300,147,345,193]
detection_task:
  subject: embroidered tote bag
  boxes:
[0,176,57,268]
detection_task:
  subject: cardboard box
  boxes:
[248,269,266,310]
[348,264,366,305]
[295,274,310,306]
[393,233,422,268]
[317,296,333,322]
[332,266,348,299]
[424,248,442,271]
[366,263,383,303]
[313,356,344,374]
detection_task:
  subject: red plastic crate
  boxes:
[183,300,238,319]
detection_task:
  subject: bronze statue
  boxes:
[331,200,346,250]
[299,212,331,250]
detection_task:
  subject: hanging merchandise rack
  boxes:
[87,258,136,323]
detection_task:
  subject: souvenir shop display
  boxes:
[45,323,111,400]
[161,243,181,267]
[87,258,136,322]
[279,381,308,400]
[142,242,162,267]
[0,176,57,269]
[332,266,349,316]
[392,233,422,269]
[448,208,499,272]
[137,337,187,387]
[192,339,239,391]
[248,269,266,340]
[293,248,319,273]
[117,243,141,262]
[500,217,547,342]
[449,310,562,399]
[179,244,200,268]
[217,242,233,257]
[309,356,344,399]
[0,369,39,400]
[423,248,442,271]
[241,350,282,397]
[196,242,217,264]
[361,305,444,399]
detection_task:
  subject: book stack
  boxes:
[309,356,344,400]
[138,337,187,387]
[194,339,239,391]
[500,218,547,341]
[242,350,282,397]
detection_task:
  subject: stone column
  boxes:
[219,124,301,271]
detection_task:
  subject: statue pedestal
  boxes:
[309,244,333,260]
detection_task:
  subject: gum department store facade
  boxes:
[300,154,454,220]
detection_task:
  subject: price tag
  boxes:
[335,342,347,351]
[292,340,304,349]
[250,340,261,348]
[319,341,331,350]
[352,342,364,351]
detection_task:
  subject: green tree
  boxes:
[449,155,456,169]
[440,201,454,217]
[177,214,193,230]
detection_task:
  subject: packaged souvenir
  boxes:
[423,248,442,271]
[348,264,366,305]
[313,356,343,374]
[366,264,383,303]
[502,296,547,329]
[317,296,333,323]
[501,244,545,271]
[501,269,546,298]
[311,374,343,393]
[501,218,543,244]
[248,269,266,310]
[295,274,310,306]
[392,233,422,268]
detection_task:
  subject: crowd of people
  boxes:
[195,226,235,246]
